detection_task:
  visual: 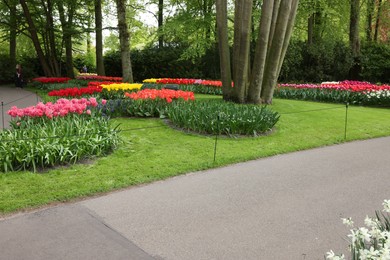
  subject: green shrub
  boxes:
[167,100,280,136]
[360,43,390,83]
[0,114,120,172]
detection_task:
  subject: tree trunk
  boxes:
[19,0,52,76]
[215,0,232,100]
[350,0,360,58]
[247,0,274,104]
[231,0,253,103]
[116,0,133,83]
[366,0,375,41]
[58,2,75,78]
[349,0,361,79]
[43,0,60,76]
[95,0,105,75]
[9,1,17,70]
[374,0,383,42]
[158,0,164,48]
[260,0,294,104]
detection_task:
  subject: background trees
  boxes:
[0,0,388,85]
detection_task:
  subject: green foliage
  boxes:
[360,43,390,83]
[0,114,120,173]
[104,46,219,82]
[3,98,390,213]
[280,40,353,83]
[167,100,280,136]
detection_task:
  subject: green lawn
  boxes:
[1,95,390,215]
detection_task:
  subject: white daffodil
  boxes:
[383,199,390,213]
[359,227,372,243]
[365,216,377,228]
[326,250,345,260]
[359,246,380,260]
[342,217,354,227]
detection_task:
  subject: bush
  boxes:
[167,100,280,136]
[360,43,390,83]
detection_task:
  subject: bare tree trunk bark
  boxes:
[19,0,53,76]
[247,0,274,104]
[366,0,375,41]
[58,2,75,78]
[374,0,383,42]
[260,0,293,104]
[95,0,105,75]
[43,0,60,76]
[216,0,232,100]
[9,1,17,70]
[232,0,253,103]
[158,0,164,48]
[350,0,361,58]
[116,0,133,82]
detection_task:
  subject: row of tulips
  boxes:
[8,98,104,119]
[276,81,390,106]
[33,77,71,84]
[48,86,103,97]
[143,78,224,87]
[124,89,195,103]
[76,75,122,82]
[278,80,390,93]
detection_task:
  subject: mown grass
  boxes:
[1,95,390,215]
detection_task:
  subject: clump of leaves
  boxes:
[167,100,280,136]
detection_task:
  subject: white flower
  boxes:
[383,199,390,213]
[359,227,372,243]
[326,250,345,260]
[369,227,382,239]
[365,216,377,228]
[348,229,359,244]
[359,246,380,260]
[342,217,354,227]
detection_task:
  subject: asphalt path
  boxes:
[0,85,41,129]
[1,136,389,259]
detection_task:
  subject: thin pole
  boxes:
[213,114,221,163]
[1,101,4,130]
[344,102,349,140]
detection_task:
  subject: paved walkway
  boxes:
[0,85,41,129]
[0,87,389,259]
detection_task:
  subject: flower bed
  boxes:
[76,75,123,82]
[48,86,103,97]
[276,81,390,106]
[33,77,71,84]
[2,98,119,172]
[122,89,195,117]
[125,88,195,103]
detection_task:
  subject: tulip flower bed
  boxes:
[76,75,123,82]
[2,98,120,172]
[33,77,71,84]
[123,89,195,117]
[48,86,103,97]
[275,81,390,106]
[142,78,223,95]
[167,100,280,136]
[99,83,143,100]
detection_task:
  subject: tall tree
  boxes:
[216,0,299,104]
[95,0,105,75]
[58,0,76,78]
[19,0,52,76]
[158,0,163,48]
[349,0,360,79]
[116,0,133,82]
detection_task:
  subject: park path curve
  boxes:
[0,85,41,129]
[1,134,389,259]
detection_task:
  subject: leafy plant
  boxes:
[167,100,280,136]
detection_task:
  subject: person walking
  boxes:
[15,64,24,88]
